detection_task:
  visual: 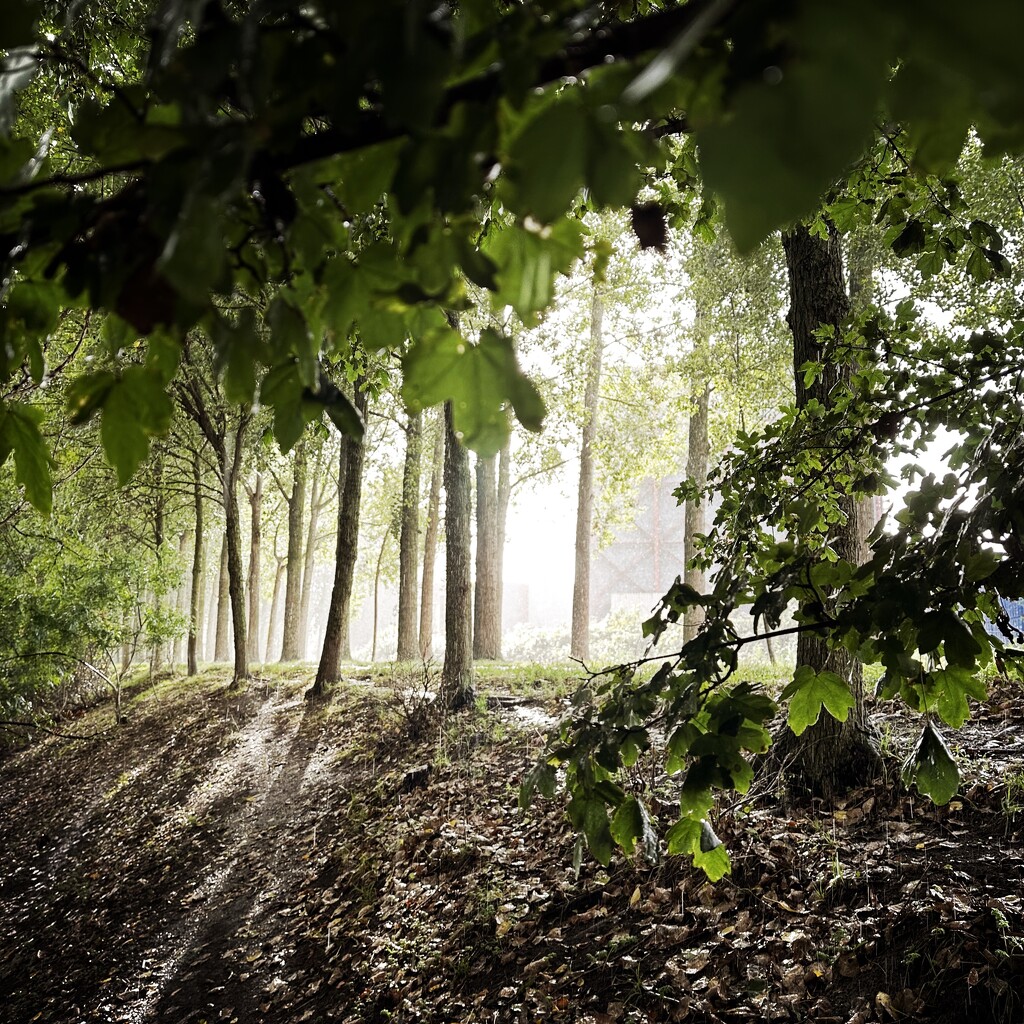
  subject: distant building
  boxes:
[592,476,686,620]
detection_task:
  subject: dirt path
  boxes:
[0,674,342,1024]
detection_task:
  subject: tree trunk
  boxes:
[214,533,231,662]
[297,467,323,660]
[246,472,263,664]
[188,453,204,676]
[172,531,188,666]
[311,387,367,695]
[152,459,165,672]
[266,556,286,660]
[571,289,604,661]
[441,400,474,708]
[496,439,511,640]
[682,382,711,643]
[419,410,444,660]
[777,222,877,797]
[280,447,307,661]
[372,531,390,661]
[397,410,422,660]
[473,454,502,659]
[224,422,249,684]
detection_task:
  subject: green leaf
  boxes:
[568,796,613,866]
[507,99,587,224]
[943,616,982,668]
[931,667,986,730]
[665,815,730,880]
[964,548,1000,582]
[0,402,52,513]
[485,219,586,323]
[100,385,153,486]
[698,6,886,250]
[99,368,174,484]
[610,796,658,861]
[401,326,544,455]
[159,192,228,305]
[782,667,856,736]
[902,721,959,805]
[0,46,39,134]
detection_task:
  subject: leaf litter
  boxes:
[0,670,1021,1023]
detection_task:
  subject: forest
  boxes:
[1,1,1023,1022]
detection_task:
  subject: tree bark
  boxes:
[246,472,263,664]
[280,447,307,661]
[496,438,511,637]
[311,386,367,695]
[441,400,474,707]
[683,382,711,643]
[297,465,323,660]
[777,222,877,797]
[473,454,502,659]
[188,452,204,676]
[224,421,249,684]
[172,531,189,666]
[571,289,604,661]
[372,531,390,661]
[397,410,422,660]
[266,555,286,660]
[214,532,231,662]
[419,410,444,660]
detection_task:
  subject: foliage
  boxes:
[3,0,1024,877]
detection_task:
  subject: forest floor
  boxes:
[0,664,1022,1024]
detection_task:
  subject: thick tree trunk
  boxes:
[419,411,444,660]
[571,289,604,661]
[311,387,367,695]
[246,472,263,664]
[214,533,231,662]
[188,453,204,676]
[397,410,422,660]
[777,222,877,797]
[683,383,711,643]
[280,448,306,661]
[297,468,323,660]
[473,454,502,659]
[224,423,249,684]
[441,401,474,707]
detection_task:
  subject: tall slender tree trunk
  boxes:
[682,382,711,643]
[441,400,474,707]
[311,387,367,696]
[571,289,604,661]
[215,533,231,662]
[397,410,422,660]
[297,469,323,660]
[246,472,263,664]
[172,531,188,666]
[224,422,249,684]
[372,532,390,662]
[419,410,444,660]
[188,452,204,676]
[496,439,511,640]
[473,454,502,659]
[280,448,306,661]
[152,459,165,672]
[777,222,877,796]
[266,556,286,660]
